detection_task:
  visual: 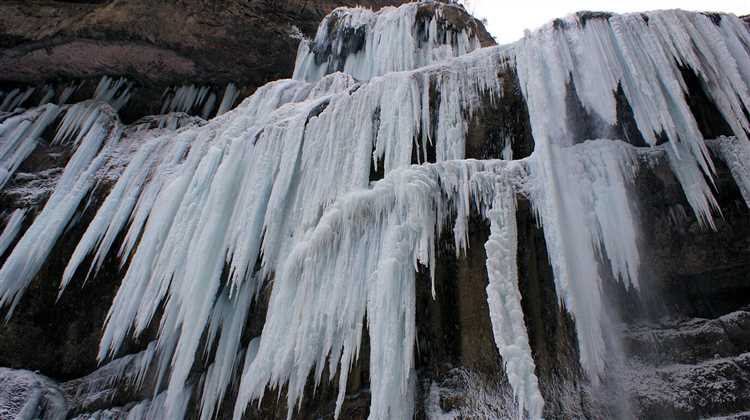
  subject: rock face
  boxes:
[1,3,749,420]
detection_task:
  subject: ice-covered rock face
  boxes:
[293,2,490,82]
[1,4,750,420]
[0,368,67,420]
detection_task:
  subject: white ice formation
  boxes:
[159,82,240,120]
[0,3,749,420]
[292,2,483,82]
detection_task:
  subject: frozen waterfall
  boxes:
[1,2,749,419]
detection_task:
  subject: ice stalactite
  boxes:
[484,178,544,420]
[0,209,26,258]
[160,85,213,115]
[292,2,483,82]
[0,102,122,317]
[0,87,35,113]
[0,104,61,189]
[93,77,132,112]
[58,133,180,292]
[75,57,504,417]
[159,83,241,120]
[216,83,239,116]
[37,86,55,108]
[58,83,81,106]
[522,138,642,379]
[198,283,255,420]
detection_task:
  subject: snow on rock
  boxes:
[626,352,750,417]
[425,368,519,420]
[0,368,67,420]
[711,136,750,208]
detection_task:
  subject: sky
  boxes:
[464,0,750,44]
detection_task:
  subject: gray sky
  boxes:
[464,0,750,43]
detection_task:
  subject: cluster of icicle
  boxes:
[293,2,483,82]
[160,83,240,120]
[1,2,750,419]
[0,75,123,114]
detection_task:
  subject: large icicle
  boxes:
[484,179,544,420]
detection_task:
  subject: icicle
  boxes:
[58,84,79,105]
[0,87,35,112]
[93,76,132,111]
[44,45,502,420]
[201,92,217,119]
[484,179,544,420]
[59,136,166,292]
[37,86,55,107]
[216,83,239,116]
[0,88,21,112]
[160,85,216,115]
[0,104,62,189]
[198,281,254,420]
[233,159,510,420]
[0,209,26,258]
